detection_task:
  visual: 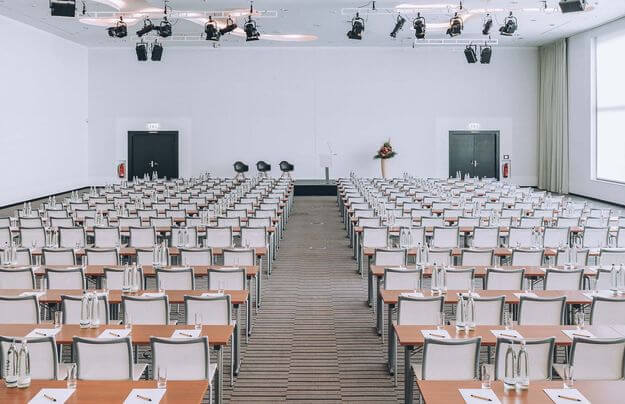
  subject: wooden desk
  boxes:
[0,380,208,404]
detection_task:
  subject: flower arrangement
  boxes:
[374,140,397,159]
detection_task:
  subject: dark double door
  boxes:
[128,131,179,180]
[449,131,500,180]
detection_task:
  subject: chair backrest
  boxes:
[94,227,120,248]
[85,248,119,266]
[0,295,39,323]
[184,294,231,325]
[122,295,170,324]
[0,227,11,248]
[42,248,76,266]
[0,267,35,289]
[118,217,142,228]
[472,227,499,248]
[457,295,505,325]
[19,217,43,228]
[432,227,459,248]
[247,217,271,228]
[511,249,544,267]
[599,249,625,266]
[427,248,452,266]
[445,268,475,290]
[508,227,534,248]
[137,209,157,219]
[58,227,86,248]
[544,268,583,290]
[50,217,74,228]
[384,268,421,291]
[207,268,245,291]
[422,217,445,228]
[136,247,169,266]
[586,217,609,228]
[47,210,69,219]
[457,217,480,228]
[570,337,625,380]
[0,248,32,266]
[421,337,481,380]
[555,248,589,266]
[397,295,444,325]
[240,227,267,248]
[217,217,241,228]
[179,248,212,266]
[129,227,156,248]
[582,227,609,248]
[557,216,580,227]
[61,294,109,325]
[150,217,173,227]
[362,227,388,248]
[150,337,211,380]
[518,296,565,325]
[223,249,255,266]
[155,267,195,290]
[226,209,247,218]
[171,227,198,248]
[204,227,233,248]
[19,227,46,248]
[618,227,625,248]
[590,296,625,325]
[374,249,407,267]
[594,267,613,290]
[45,267,85,290]
[542,227,570,249]
[485,268,524,290]
[401,227,425,247]
[494,337,555,380]
[74,337,133,380]
[0,336,58,380]
[461,249,493,266]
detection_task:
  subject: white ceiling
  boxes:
[1,0,624,47]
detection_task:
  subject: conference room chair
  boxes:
[565,337,625,380]
[74,209,96,220]
[519,217,543,228]
[543,268,584,290]
[426,248,452,266]
[0,227,12,248]
[155,267,195,290]
[42,248,76,265]
[94,227,120,248]
[0,295,40,323]
[129,227,157,248]
[0,248,32,266]
[508,227,534,248]
[247,217,272,228]
[19,227,46,248]
[171,227,198,248]
[457,295,505,325]
[50,217,74,228]
[84,216,109,228]
[393,217,414,228]
[61,294,110,325]
[586,217,609,228]
[0,217,10,228]
[485,268,525,290]
[517,296,566,325]
[411,208,432,219]
[226,209,247,219]
[45,267,85,290]
[217,217,241,228]
[457,217,480,228]
[431,227,460,249]
[384,268,422,291]
[69,203,88,211]
[557,216,581,227]
[618,227,625,248]
[58,226,86,249]
[85,248,119,266]
[599,248,625,266]
[73,337,147,380]
[104,266,144,290]
[204,227,234,249]
[493,337,555,380]
[582,227,609,248]
[443,208,464,219]
[414,337,481,380]
[357,217,381,228]
[240,227,268,249]
[0,267,36,289]
[461,249,493,266]
[179,247,211,266]
[19,216,43,228]
[118,216,142,228]
[150,337,217,403]
[542,227,570,249]
[589,296,625,325]
[445,268,475,290]
[208,268,246,291]
[46,209,69,219]
[511,248,544,267]
[374,248,407,268]
[165,209,186,220]
[223,248,255,266]
[555,248,589,266]
[184,217,202,228]
[0,336,65,380]
[136,247,169,267]
[501,208,522,220]
[137,209,157,220]
[121,295,170,324]
[150,216,173,228]
[421,217,445,228]
[593,267,613,290]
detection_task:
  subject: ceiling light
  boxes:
[136,18,154,37]
[107,17,127,38]
[499,12,518,36]
[347,12,365,40]
[464,45,477,64]
[219,16,238,35]
[559,0,587,13]
[157,16,172,38]
[136,41,148,61]
[446,13,463,37]
[151,40,163,61]
[480,45,492,64]
[50,0,75,17]
[482,14,492,35]
[204,16,220,41]
[413,13,426,39]
[390,15,406,38]
[244,16,260,41]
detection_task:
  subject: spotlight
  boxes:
[482,14,493,35]
[499,12,518,36]
[390,15,406,38]
[50,0,75,17]
[136,41,148,61]
[151,40,163,61]
[464,45,477,64]
[136,18,154,37]
[107,17,127,38]
[219,16,238,35]
[157,17,172,38]
[413,12,426,39]
[446,13,463,37]
[480,45,492,64]
[347,12,365,40]
[204,16,220,41]
[244,16,260,41]
[559,0,587,13]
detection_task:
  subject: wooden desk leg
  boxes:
[405,345,414,404]
[387,303,395,375]
[234,304,241,377]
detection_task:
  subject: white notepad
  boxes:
[26,328,61,338]
[491,329,524,339]
[421,329,450,339]
[544,388,590,404]
[28,388,75,404]
[513,292,538,298]
[171,329,201,338]
[20,291,46,298]
[201,292,224,297]
[399,292,424,298]
[583,290,615,299]
[98,328,132,339]
[123,389,166,404]
[561,329,595,340]
[457,292,480,298]
[459,388,501,404]
[142,292,165,297]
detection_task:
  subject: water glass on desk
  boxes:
[563,364,574,388]
[437,312,446,331]
[67,364,77,389]
[157,366,167,389]
[504,311,513,330]
[194,313,203,330]
[575,311,585,330]
[54,312,62,328]
[481,364,492,389]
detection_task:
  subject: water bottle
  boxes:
[456,297,466,331]
[619,264,625,296]
[89,293,100,329]
[415,242,422,264]
[439,266,447,293]
[152,245,160,267]
[121,265,130,293]
[423,244,430,265]
[503,342,517,391]
[16,340,31,388]
[516,340,530,390]
[159,241,168,267]
[464,296,476,332]
[611,264,619,294]
[431,264,439,293]
[4,339,18,387]
[80,293,91,328]
[131,264,140,293]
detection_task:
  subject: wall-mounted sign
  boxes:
[146,122,160,131]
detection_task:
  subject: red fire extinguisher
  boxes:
[502,163,509,178]
[117,162,126,178]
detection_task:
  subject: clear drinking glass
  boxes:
[437,312,446,330]
[67,364,77,389]
[54,311,62,328]
[481,363,492,389]
[504,312,513,330]
[125,312,132,330]
[194,313,202,330]
[563,364,574,388]
[218,280,225,295]
[158,280,164,294]
[575,311,585,330]
[39,278,46,294]
[157,366,167,389]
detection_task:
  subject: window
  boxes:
[595,33,625,183]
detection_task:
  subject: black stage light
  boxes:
[107,17,127,38]
[559,0,586,13]
[413,13,426,39]
[244,16,260,41]
[151,40,163,61]
[50,0,76,17]
[157,17,172,38]
[464,45,477,63]
[347,12,365,40]
[446,13,463,37]
[234,161,249,174]
[390,15,406,38]
[219,17,238,35]
[482,15,493,35]
[136,18,154,37]
[480,45,492,64]
[136,41,148,61]
[205,16,220,41]
[499,12,518,36]
[256,161,271,173]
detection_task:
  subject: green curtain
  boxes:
[538,39,569,193]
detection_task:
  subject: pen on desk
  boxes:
[429,333,447,338]
[109,331,122,337]
[43,393,57,402]
[136,394,152,401]
[179,332,193,337]
[470,394,492,401]
[35,331,47,336]
[499,333,518,338]
[558,395,582,402]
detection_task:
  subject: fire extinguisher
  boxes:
[502,163,509,178]
[117,162,126,178]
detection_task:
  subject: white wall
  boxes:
[0,15,88,207]
[87,46,539,185]
[568,17,625,205]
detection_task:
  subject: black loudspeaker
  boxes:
[151,43,163,61]
[480,47,492,64]
[464,46,477,64]
[136,43,148,61]
[559,0,586,13]
[50,0,76,17]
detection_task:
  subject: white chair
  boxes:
[414,337,481,380]
[586,217,609,228]
[543,227,570,249]
[20,227,46,248]
[150,217,173,228]
[393,217,413,227]
[122,295,170,324]
[42,248,76,266]
[45,267,85,290]
[568,337,625,380]
[217,217,241,228]
[421,217,445,228]
[58,227,86,249]
[137,209,157,220]
[204,228,233,248]
[384,268,422,291]
[590,296,625,325]
[47,210,69,219]
[511,249,544,266]
[457,295,505,325]
[485,268,524,290]
[240,227,267,248]
[461,249,493,266]
[617,227,625,248]
[118,217,142,228]
[50,217,74,229]
[180,248,212,266]
[544,268,583,290]
[431,227,459,248]
[357,217,381,228]
[594,267,613,290]
[247,217,272,228]
[517,296,565,325]
[94,227,120,248]
[555,248,589,266]
[557,217,580,227]
[85,248,119,266]
[0,336,62,380]
[0,227,11,247]
[223,249,255,266]
[599,249,625,266]
[582,227,609,248]
[445,268,475,290]
[136,247,169,266]
[457,217,480,228]
[61,294,110,325]
[519,217,543,228]
[402,227,425,247]
[73,337,146,380]
[226,209,247,219]
[494,337,555,380]
[19,217,43,228]
[0,248,32,266]
[472,227,499,248]
[171,227,198,248]
[374,249,407,267]
[508,227,533,248]
[397,295,444,325]
[0,267,35,289]
[129,227,156,248]
[184,294,232,326]
[427,248,452,266]
[0,295,39,323]
[362,227,389,249]
[104,266,143,290]
[207,268,245,291]
[155,267,195,290]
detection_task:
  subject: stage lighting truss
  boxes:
[82,9,278,20]
[411,38,498,47]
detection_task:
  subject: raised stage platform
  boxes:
[294,179,337,196]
